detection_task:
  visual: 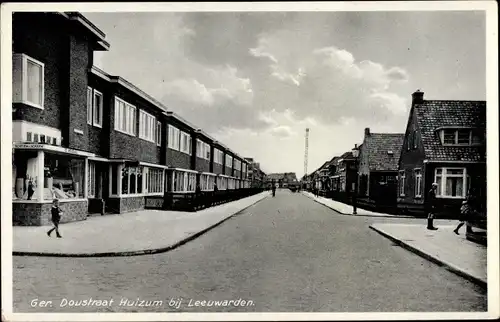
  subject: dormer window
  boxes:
[440,128,484,146]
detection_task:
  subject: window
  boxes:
[114,97,136,136]
[214,149,223,164]
[168,125,180,150]
[399,170,405,196]
[139,110,156,142]
[217,176,228,190]
[180,131,192,155]
[434,168,467,198]
[412,130,418,149]
[156,121,162,146]
[87,87,93,124]
[414,169,422,198]
[44,154,85,199]
[225,155,233,168]
[121,166,143,195]
[234,159,241,172]
[200,174,216,191]
[88,162,96,198]
[87,87,103,126]
[196,140,211,160]
[440,129,484,146]
[146,168,164,194]
[13,53,44,109]
[171,170,196,192]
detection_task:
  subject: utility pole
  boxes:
[304,128,309,184]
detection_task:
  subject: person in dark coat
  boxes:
[47,199,62,238]
[426,183,439,230]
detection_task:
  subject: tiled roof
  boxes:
[414,100,486,162]
[363,133,405,171]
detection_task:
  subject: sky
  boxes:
[85,10,486,178]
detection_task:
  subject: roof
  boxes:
[414,100,486,162]
[362,133,405,171]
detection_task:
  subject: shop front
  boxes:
[12,143,93,226]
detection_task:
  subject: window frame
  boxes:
[13,53,45,109]
[414,168,422,198]
[440,128,483,146]
[138,109,156,143]
[168,125,180,150]
[145,167,165,195]
[156,121,162,146]
[171,169,197,193]
[114,96,137,137]
[434,167,468,199]
[88,161,96,198]
[92,89,104,128]
[398,170,405,197]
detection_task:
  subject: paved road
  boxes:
[13,189,486,312]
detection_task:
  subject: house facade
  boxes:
[397,90,486,217]
[11,12,252,226]
[330,151,358,197]
[357,128,404,210]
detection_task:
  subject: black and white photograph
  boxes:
[1,1,498,321]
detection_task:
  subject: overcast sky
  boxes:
[86,10,486,177]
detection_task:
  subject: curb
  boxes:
[302,193,415,219]
[13,194,269,258]
[369,225,487,289]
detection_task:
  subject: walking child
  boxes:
[47,199,62,238]
[454,197,474,235]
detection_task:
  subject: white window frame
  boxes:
[434,167,468,199]
[92,89,103,128]
[88,161,96,198]
[226,155,233,168]
[440,129,481,146]
[168,125,180,150]
[145,167,164,195]
[399,170,405,197]
[139,109,156,143]
[414,168,422,198]
[87,87,93,125]
[200,173,216,191]
[13,53,45,109]
[171,169,196,193]
[156,121,162,146]
[114,97,136,136]
[120,165,145,196]
[214,149,223,164]
[179,131,192,155]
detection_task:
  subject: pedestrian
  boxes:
[47,199,63,238]
[454,196,474,235]
[426,183,439,230]
[272,183,276,197]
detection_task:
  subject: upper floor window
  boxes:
[139,110,156,143]
[168,125,180,150]
[114,97,136,136]
[234,159,241,171]
[13,53,44,109]
[225,155,233,168]
[196,139,211,160]
[440,128,484,146]
[87,87,103,127]
[156,121,162,146]
[214,149,224,165]
[180,131,192,155]
[412,130,418,149]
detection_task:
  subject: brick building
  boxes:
[357,128,404,210]
[397,90,486,217]
[11,12,252,226]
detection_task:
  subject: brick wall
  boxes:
[213,163,223,175]
[120,196,145,213]
[166,149,191,169]
[111,131,160,163]
[195,158,210,172]
[12,13,67,130]
[234,170,241,179]
[398,108,426,205]
[13,200,88,226]
[67,34,91,151]
[144,196,164,209]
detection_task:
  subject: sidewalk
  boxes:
[370,223,487,287]
[13,192,269,257]
[302,191,413,218]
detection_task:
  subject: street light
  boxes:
[351,144,360,215]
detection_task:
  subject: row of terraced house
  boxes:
[304,90,487,218]
[11,12,266,226]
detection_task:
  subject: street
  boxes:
[13,189,486,312]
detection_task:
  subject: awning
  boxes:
[13,143,95,157]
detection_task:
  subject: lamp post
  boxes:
[351,144,360,215]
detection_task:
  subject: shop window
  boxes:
[43,153,85,199]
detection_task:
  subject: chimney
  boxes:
[364,128,370,137]
[412,90,424,105]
